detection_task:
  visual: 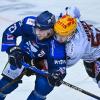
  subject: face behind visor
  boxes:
[55,31,75,43]
[35,28,53,40]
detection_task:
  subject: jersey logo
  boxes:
[54,60,66,65]
[26,18,35,26]
[38,50,45,57]
[7,34,14,40]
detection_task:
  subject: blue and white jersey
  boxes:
[47,39,66,72]
[1,16,36,52]
[23,37,66,73]
[1,15,66,72]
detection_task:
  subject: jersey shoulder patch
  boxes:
[23,16,36,26]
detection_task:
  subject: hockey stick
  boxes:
[0,70,26,93]
[0,62,100,99]
[0,61,27,93]
[23,62,100,100]
[61,81,100,100]
[0,62,47,93]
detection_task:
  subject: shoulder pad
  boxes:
[22,16,36,26]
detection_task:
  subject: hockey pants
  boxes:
[27,76,54,100]
[84,58,100,86]
[0,75,54,100]
[0,76,22,100]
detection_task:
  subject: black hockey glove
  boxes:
[48,67,66,86]
[8,46,24,68]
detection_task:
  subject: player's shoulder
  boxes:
[22,16,36,26]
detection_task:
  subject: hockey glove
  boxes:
[48,67,66,86]
[24,55,35,76]
[8,46,24,68]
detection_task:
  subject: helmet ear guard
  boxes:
[54,15,77,38]
[35,11,56,30]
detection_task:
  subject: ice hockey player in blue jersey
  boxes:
[0,11,56,100]
[21,15,77,100]
[1,10,78,99]
[0,8,79,99]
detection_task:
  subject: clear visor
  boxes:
[55,30,76,43]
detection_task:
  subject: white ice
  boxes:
[0,0,100,100]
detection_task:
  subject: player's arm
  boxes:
[1,20,23,52]
[1,16,36,52]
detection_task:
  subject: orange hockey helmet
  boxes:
[54,15,77,37]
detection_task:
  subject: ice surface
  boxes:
[0,0,100,100]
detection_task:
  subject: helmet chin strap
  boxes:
[46,29,54,39]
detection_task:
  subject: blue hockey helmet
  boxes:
[35,11,56,30]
